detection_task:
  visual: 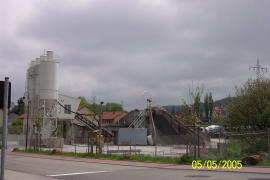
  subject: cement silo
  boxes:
[26,58,41,101]
[38,51,59,100]
[24,50,61,147]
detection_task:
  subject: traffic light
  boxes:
[0,81,11,109]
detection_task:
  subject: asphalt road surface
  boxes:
[5,155,270,180]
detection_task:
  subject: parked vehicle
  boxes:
[205,125,222,133]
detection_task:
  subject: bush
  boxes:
[210,137,269,160]
[225,78,270,131]
[207,139,245,159]
[242,138,268,154]
[9,118,23,134]
[179,154,194,164]
[8,125,22,134]
[11,118,23,126]
[224,140,243,158]
[257,155,270,166]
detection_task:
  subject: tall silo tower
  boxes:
[24,50,59,147]
[38,51,59,139]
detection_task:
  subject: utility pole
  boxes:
[98,101,104,154]
[147,98,157,145]
[1,77,10,180]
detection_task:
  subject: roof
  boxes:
[213,106,225,113]
[102,111,126,120]
[174,114,184,119]
[17,114,26,119]
[214,106,224,110]
[77,106,86,111]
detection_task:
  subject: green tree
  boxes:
[204,93,209,120]
[78,97,123,112]
[208,92,214,121]
[180,85,204,124]
[204,92,214,121]
[104,102,123,111]
[18,97,25,115]
[78,96,99,112]
[181,99,199,124]
[189,86,203,118]
[224,77,270,131]
[10,97,25,115]
[78,96,89,107]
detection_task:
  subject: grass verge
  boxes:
[257,156,270,166]
[13,149,193,165]
[14,149,269,166]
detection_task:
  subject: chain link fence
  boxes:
[13,129,270,160]
[61,135,203,157]
[192,128,270,161]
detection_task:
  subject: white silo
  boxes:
[24,50,61,147]
[32,58,40,99]
[38,51,59,100]
[27,60,38,101]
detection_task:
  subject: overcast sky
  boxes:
[1,0,270,109]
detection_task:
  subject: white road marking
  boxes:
[47,171,110,177]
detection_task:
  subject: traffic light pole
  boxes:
[1,77,9,180]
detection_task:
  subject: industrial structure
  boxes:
[102,99,209,146]
[249,59,268,77]
[23,51,80,147]
[23,50,209,149]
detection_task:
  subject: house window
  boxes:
[64,104,71,114]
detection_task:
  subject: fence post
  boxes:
[219,128,221,157]
[197,127,200,158]
[129,137,132,155]
[107,143,109,155]
[91,141,93,154]
[134,136,136,150]
[193,144,197,158]
[267,128,270,155]
[87,135,90,155]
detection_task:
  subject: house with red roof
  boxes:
[101,111,127,125]
[213,106,227,117]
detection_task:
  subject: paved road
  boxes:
[5,155,270,180]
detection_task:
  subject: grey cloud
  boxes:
[1,0,270,109]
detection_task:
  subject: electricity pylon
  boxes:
[249,58,268,78]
